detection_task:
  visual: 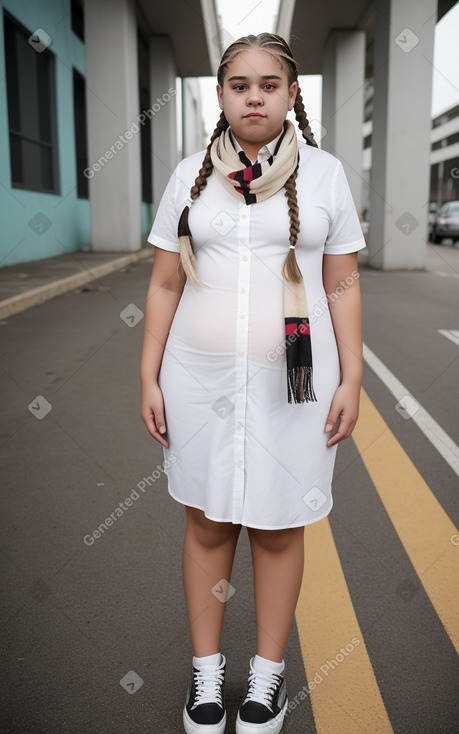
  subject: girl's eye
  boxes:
[232,84,277,92]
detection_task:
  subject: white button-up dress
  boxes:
[147,138,366,529]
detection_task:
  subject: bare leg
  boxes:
[182,506,242,657]
[247,525,305,663]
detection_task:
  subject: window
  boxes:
[432,132,459,152]
[432,104,459,128]
[4,12,59,194]
[73,69,89,199]
[429,163,439,203]
[71,0,84,42]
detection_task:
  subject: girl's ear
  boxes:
[216,84,224,111]
[288,80,299,111]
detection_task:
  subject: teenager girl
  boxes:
[140,33,366,734]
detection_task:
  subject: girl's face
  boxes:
[217,47,298,158]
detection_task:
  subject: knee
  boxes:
[186,507,241,549]
[248,526,304,554]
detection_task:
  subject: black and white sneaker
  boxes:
[236,657,288,734]
[183,653,227,733]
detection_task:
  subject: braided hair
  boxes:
[178,33,318,286]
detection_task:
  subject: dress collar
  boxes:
[229,127,284,164]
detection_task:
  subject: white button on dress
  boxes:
[148,140,366,529]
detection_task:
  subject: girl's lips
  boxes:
[244,113,264,119]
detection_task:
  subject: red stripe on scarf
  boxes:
[285,322,310,336]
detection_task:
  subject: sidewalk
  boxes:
[0,248,154,320]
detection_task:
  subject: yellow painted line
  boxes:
[296,517,394,733]
[352,388,459,654]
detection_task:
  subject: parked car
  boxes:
[431,201,459,244]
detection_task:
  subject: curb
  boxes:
[0,249,153,320]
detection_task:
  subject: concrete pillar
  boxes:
[368,0,436,269]
[150,36,178,204]
[322,30,366,218]
[84,0,141,251]
[182,78,206,157]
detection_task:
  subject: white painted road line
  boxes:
[438,329,459,347]
[433,271,459,280]
[363,343,459,477]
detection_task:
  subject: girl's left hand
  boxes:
[324,382,361,447]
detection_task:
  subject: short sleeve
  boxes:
[324,160,367,255]
[147,163,182,253]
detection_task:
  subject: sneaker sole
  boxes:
[183,706,227,734]
[235,697,288,734]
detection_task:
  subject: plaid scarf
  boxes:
[178,120,317,404]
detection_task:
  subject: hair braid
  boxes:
[178,112,229,284]
[294,87,318,148]
[190,112,229,200]
[282,168,303,284]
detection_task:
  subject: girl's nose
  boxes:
[247,87,263,106]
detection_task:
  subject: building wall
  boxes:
[430,104,459,206]
[0,0,207,267]
[0,0,91,267]
[361,92,459,223]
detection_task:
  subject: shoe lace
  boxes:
[192,666,225,709]
[245,670,281,713]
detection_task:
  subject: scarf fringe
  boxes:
[287,366,317,404]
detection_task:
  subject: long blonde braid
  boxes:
[281,86,319,283]
[294,87,319,148]
[178,112,229,284]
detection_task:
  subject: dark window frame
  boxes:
[72,68,89,199]
[71,0,85,42]
[4,10,60,195]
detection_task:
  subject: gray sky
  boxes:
[198,0,459,140]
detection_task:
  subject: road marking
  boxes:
[363,343,459,476]
[297,518,393,733]
[353,388,459,654]
[438,329,459,347]
[433,271,459,280]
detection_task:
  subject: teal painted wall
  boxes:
[0,0,91,266]
[141,202,154,243]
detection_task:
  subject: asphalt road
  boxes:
[1,244,458,733]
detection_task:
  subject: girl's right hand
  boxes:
[141,381,169,448]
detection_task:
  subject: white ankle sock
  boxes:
[193,652,222,668]
[252,654,285,675]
